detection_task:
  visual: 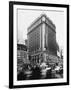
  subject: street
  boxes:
[17,67,63,80]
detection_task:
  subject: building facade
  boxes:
[17,44,30,73]
[27,14,59,66]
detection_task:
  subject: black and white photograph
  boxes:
[17,8,64,81]
[9,1,69,88]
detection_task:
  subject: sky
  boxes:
[17,9,65,48]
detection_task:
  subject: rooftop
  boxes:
[28,14,55,30]
[17,44,27,51]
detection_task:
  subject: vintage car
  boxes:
[55,65,63,74]
[40,62,51,76]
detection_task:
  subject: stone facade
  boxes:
[27,14,59,66]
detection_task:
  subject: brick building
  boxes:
[27,14,59,66]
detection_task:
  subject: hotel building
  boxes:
[27,14,59,65]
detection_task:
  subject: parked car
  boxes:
[59,66,63,74]
[55,65,63,74]
[22,64,32,75]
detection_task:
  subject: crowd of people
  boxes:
[17,61,63,80]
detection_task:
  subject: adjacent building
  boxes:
[17,44,29,73]
[27,14,59,65]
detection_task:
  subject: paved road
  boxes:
[17,68,63,80]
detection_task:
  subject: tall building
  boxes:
[27,14,59,65]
